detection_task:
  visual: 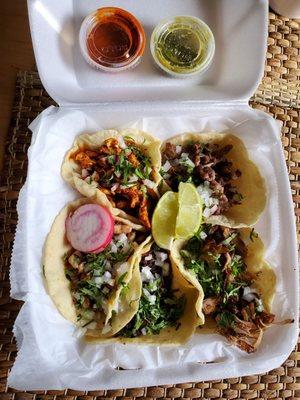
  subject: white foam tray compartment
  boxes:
[28,0,267,105]
[8,103,299,390]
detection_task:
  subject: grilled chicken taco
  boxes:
[61,129,162,229]
[161,133,266,227]
[171,224,276,352]
[43,197,148,338]
[86,238,200,344]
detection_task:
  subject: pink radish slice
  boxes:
[66,204,114,253]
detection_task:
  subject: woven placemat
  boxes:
[1,11,300,400]
[253,12,300,108]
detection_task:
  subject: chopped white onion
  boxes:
[154,251,168,262]
[129,175,138,183]
[180,153,195,168]
[176,145,182,154]
[118,136,127,149]
[255,298,264,312]
[115,171,121,178]
[210,204,219,215]
[242,286,259,302]
[117,262,129,276]
[144,254,153,261]
[203,207,211,218]
[162,160,171,172]
[116,233,128,246]
[107,278,115,287]
[94,276,104,285]
[143,288,156,304]
[110,242,118,253]
[141,266,155,283]
[200,231,207,240]
[104,271,112,279]
[143,179,156,189]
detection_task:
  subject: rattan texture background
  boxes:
[0,11,299,400]
[254,12,300,108]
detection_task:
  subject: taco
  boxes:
[61,129,162,229]
[43,197,148,338]
[85,238,200,344]
[171,224,276,353]
[161,133,266,227]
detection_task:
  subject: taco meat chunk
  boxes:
[180,225,275,353]
[161,142,242,218]
[73,137,158,229]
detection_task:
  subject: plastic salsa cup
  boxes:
[79,7,146,72]
[150,15,215,78]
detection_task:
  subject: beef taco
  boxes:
[43,197,147,338]
[85,238,200,344]
[161,133,266,227]
[61,129,162,229]
[171,224,276,352]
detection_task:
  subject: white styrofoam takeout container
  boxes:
[8,0,299,390]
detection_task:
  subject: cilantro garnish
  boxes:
[119,273,185,338]
[217,311,235,329]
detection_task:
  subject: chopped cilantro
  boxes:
[119,277,186,338]
[217,311,235,329]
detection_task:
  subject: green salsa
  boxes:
[151,16,214,76]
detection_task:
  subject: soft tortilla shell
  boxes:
[61,129,162,222]
[162,132,266,227]
[170,228,276,328]
[43,197,145,337]
[85,238,201,345]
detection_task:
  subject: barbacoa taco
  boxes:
[161,133,266,227]
[61,129,162,229]
[171,224,276,353]
[85,238,200,344]
[43,197,148,338]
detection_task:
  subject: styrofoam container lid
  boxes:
[28,0,268,106]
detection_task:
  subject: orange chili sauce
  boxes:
[86,7,145,68]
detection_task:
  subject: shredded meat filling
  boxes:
[181,225,275,353]
[72,138,157,229]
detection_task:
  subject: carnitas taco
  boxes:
[61,129,162,229]
[171,224,276,352]
[161,133,266,227]
[43,197,147,338]
[86,238,200,344]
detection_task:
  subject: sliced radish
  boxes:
[66,204,114,253]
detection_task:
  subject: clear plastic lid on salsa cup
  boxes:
[79,7,146,72]
[150,16,215,78]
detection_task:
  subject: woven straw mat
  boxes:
[1,12,300,400]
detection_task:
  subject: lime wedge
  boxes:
[175,182,203,239]
[152,191,178,250]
